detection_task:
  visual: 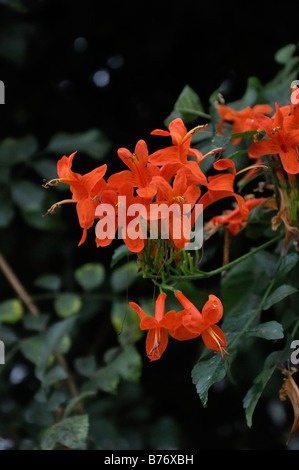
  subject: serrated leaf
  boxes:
[40,414,89,450]
[74,263,105,291]
[263,284,298,311]
[54,293,82,318]
[191,354,227,407]
[47,129,111,160]
[0,299,23,323]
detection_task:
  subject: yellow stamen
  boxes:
[42,177,74,189]
[197,147,225,163]
[236,163,268,176]
[173,196,186,203]
[206,326,228,360]
[181,124,209,144]
[131,153,139,163]
[272,126,282,134]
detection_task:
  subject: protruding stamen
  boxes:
[43,199,77,216]
[206,326,229,360]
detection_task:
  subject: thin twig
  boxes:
[0,251,84,414]
[0,252,39,316]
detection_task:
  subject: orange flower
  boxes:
[95,181,147,253]
[109,139,159,199]
[218,104,272,144]
[151,169,201,248]
[248,103,299,175]
[150,118,208,184]
[169,292,227,357]
[129,293,176,361]
[211,197,267,235]
[44,152,107,245]
[198,159,250,220]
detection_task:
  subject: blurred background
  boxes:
[0,0,299,451]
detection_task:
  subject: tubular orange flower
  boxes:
[198,158,250,220]
[108,139,159,199]
[129,293,176,361]
[95,181,147,253]
[149,118,208,184]
[169,292,227,357]
[151,169,201,248]
[44,152,107,246]
[218,104,272,144]
[211,197,267,235]
[248,103,299,175]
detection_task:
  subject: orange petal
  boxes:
[201,295,223,326]
[146,327,168,361]
[201,324,227,352]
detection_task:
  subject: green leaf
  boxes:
[110,261,140,292]
[0,200,15,228]
[42,364,68,387]
[111,244,133,268]
[246,321,284,340]
[191,354,227,407]
[11,180,46,212]
[165,85,210,125]
[111,300,143,346]
[276,252,299,281]
[221,250,276,312]
[262,284,298,311]
[226,76,263,111]
[0,299,23,323]
[0,135,38,167]
[19,335,44,365]
[87,346,142,394]
[275,43,297,65]
[74,263,105,291]
[243,336,293,427]
[54,293,82,318]
[40,414,89,450]
[47,129,111,160]
[74,355,97,378]
[40,317,77,366]
[230,130,258,141]
[34,274,62,292]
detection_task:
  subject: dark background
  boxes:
[0,0,299,451]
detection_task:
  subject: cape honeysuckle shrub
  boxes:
[2,43,298,450]
[43,47,299,446]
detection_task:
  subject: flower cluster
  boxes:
[44,86,299,362]
[44,118,251,252]
[129,292,227,361]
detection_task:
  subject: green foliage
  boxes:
[1,41,299,451]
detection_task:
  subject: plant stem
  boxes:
[0,251,84,414]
